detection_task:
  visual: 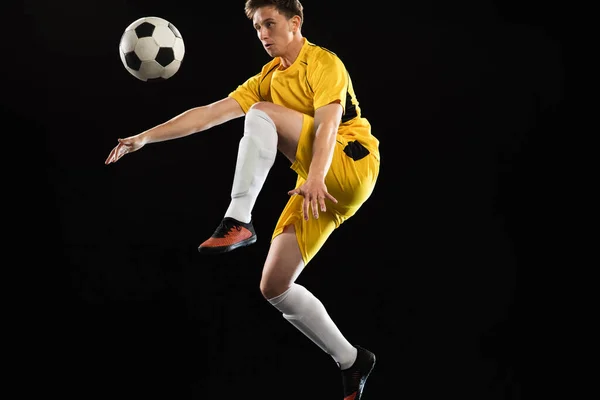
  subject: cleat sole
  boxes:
[198,235,257,254]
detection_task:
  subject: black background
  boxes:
[12,0,568,398]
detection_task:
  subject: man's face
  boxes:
[252,6,297,57]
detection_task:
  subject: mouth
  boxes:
[264,43,273,49]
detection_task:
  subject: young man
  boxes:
[105,1,380,398]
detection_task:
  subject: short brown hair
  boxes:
[244,0,304,25]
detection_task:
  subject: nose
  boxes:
[259,26,269,41]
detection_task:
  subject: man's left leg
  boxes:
[262,223,376,400]
[263,126,379,398]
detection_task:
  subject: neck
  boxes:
[279,35,305,69]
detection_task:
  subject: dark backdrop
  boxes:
[12,0,567,399]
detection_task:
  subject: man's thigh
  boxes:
[271,185,340,266]
[250,102,305,164]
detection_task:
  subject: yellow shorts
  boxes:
[271,114,380,265]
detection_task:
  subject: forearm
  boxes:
[307,123,338,181]
[137,106,214,145]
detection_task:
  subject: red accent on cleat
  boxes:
[198,217,257,254]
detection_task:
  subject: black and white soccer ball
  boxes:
[119,16,185,81]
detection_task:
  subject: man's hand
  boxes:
[105,136,146,165]
[288,178,338,220]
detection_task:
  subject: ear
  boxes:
[291,15,301,32]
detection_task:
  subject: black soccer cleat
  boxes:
[341,346,376,400]
[198,217,257,254]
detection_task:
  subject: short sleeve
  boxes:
[311,54,348,112]
[228,72,262,113]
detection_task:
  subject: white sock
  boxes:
[268,283,358,369]
[224,108,277,224]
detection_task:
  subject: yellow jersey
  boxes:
[228,38,380,161]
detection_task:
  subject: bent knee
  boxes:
[260,277,291,300]
[249,101,275,114]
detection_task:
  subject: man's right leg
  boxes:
[198,102,304,254]
[198,107,276,253]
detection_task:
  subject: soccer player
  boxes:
[105,1,380,398]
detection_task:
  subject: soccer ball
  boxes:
[119,16,185,81]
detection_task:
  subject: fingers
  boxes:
[288,186,338,220]
[325,192,338,204]
[105,145,119,164]
[312,195,332,219]
[318,196,326,213]
[311,197,319,219]
[307,195,328,220]
[105,140,132,165]
[302,197,310,221]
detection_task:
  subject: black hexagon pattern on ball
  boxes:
[124,51,142,71]
[135,21,155,38]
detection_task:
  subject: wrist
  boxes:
[136,131,152,145]
[307,171,325,181]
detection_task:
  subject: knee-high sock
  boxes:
[225,108,277,224]
[268,283,358,369]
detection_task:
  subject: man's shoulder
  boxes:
[306,40,339,58]
[305,41,344,68]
